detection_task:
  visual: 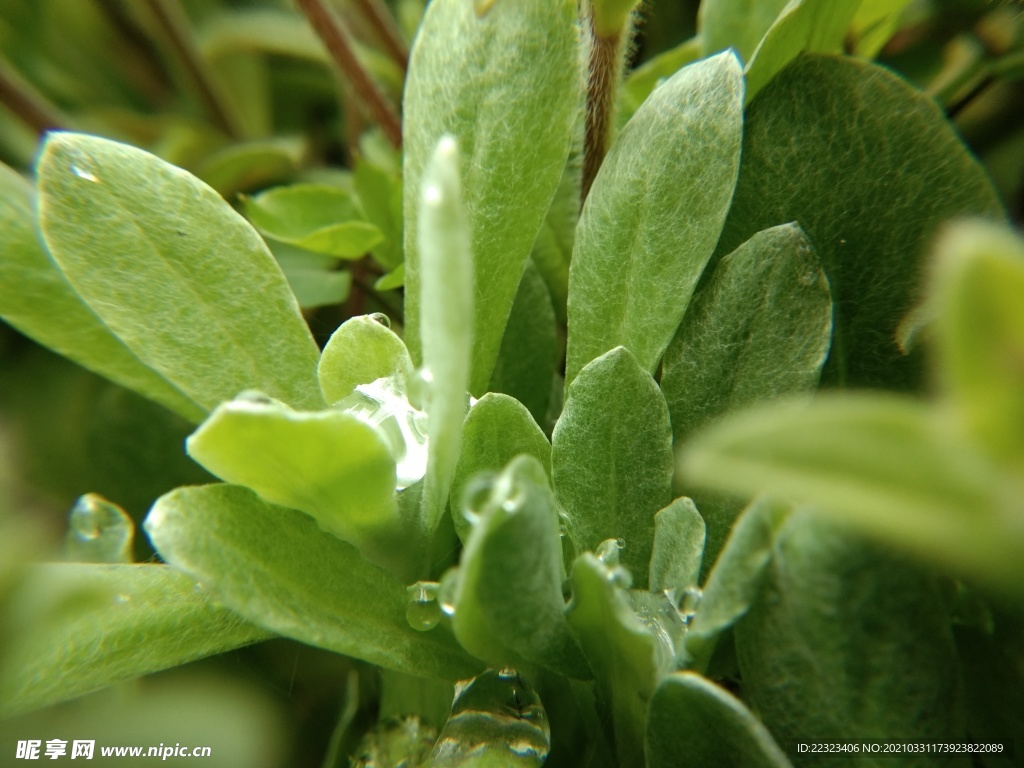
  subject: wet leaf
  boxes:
[185,394,405,572]
[449,394,551,544]
[452,456,588,677]
[37,133,323,411]
[648,497,705,596]
[553,347,673,589]
[145,484,480,681]
[318,314,413,405]
[0,161,203,422]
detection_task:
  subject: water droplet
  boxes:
[608,566,633,590]
[430,669,550,767]
[234,390,276,407]
[677,586,702,625]
[406,581,442,631]
[71,165,98,182]
[369,312,391,328]
[438,568,459,618]
[461,474,496,526]
[66,494,134,564]
[595,538,623,568]
[338,378,429,490]
[406,367,434,412]
[493,472,526,514]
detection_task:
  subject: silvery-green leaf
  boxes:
[661,222,832,445]
[736,515,964,762]
[449,393,551,544]
[403,0,581,394]
[318,314,413,405]
[452,455,588,677]
[488,261,557,426]
[145,484,480,681]
[418,137,473,532]
[553,347,673,588]
[37,133,323,411]
[0,161,203,422]
[715,55,1003,390]
[646,672,793,768]
[565,52,743,385]
[648,497,705,596]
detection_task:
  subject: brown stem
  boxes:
[352,0,408,73]
[296,0,403,149]
[0,57,69,136]
[143,0,243,137]
[582,20,623,206]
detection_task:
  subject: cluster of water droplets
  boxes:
[594,537,632,589]
[65,494,134,564]
[336,375,430,491]
[430,668,550,768]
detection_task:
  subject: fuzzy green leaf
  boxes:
[661,222,832,445]
[552,347,673,589]
[0,564,268,717]
[648,497,705,596]
[698,0,790,63]
[418,137,473,532]
[565,52,744,385]
[744,0,860,101]
[715,55,1003,390]
[245,184,383,258]
[0,162,203,422]
[932,221,1024,467]
[679,394,1024,595]
[646,672,793,768]
[681,498,791,673]
[488,261,557,426]
[566,554,657,768]
[145,484,480,681]
[318,314,413,405]
[735,515,964,759]
[403,0,581,394]
[449,393,551,544]
[453,456,589,678]
[185,394,407,573]
[619,36,702,127]
[37,133,323,411]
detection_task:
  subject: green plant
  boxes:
[1,0,1023,766]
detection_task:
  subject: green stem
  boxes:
[0,56,70,136]
[581,17,625,205]
[142,0,244,138]
[296,0,403,150]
